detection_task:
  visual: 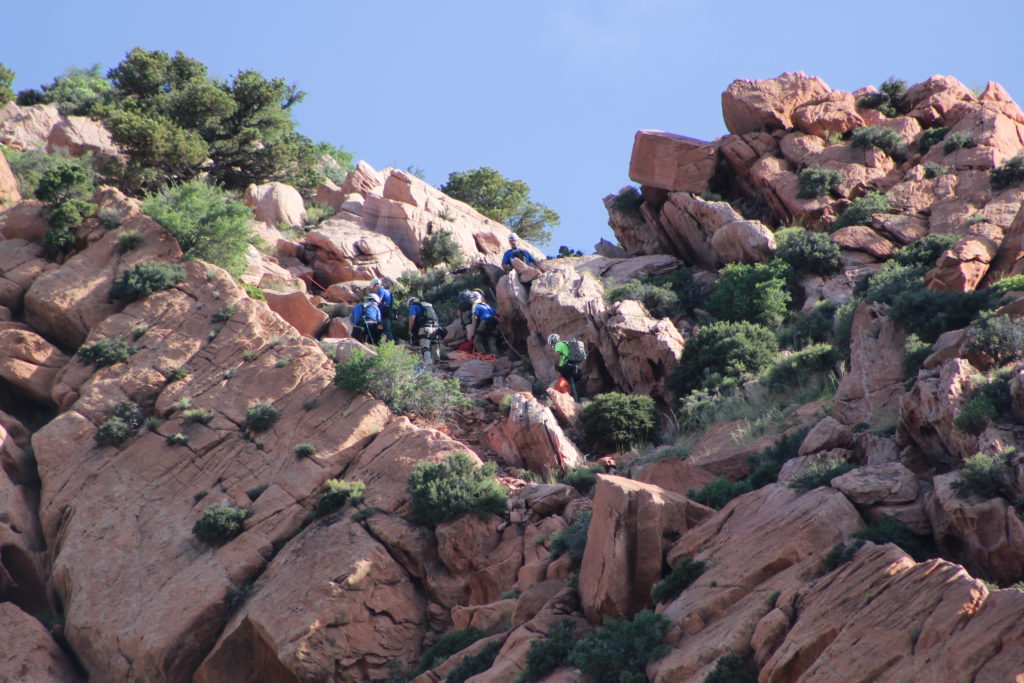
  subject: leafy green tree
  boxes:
[0,63,14,105]
[580,393,658,452]
[668,320,778,397]
[142,180,253,276]
[34,158,95,256]
[708,261,791,327]
[17,65,112,115]
[774,227,841,275]
[440,166,558,245]
[420,229,465,268]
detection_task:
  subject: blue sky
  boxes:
[5,1,1024,252]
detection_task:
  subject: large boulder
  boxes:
[579,475,712,621]
[0,326,69,405]
[0,238,49,313]
[46,115,120,159]
[486,393,584,475]
[710,219,776,264]
[0,149,19,206]
[0,200,50,243]
[722,72,831,135]
[0,603,82,682]
[263,290,328,337]
[628,130,718,193]
[925,223,1001,292]
[242,182,307,228]
[0,102,62,150]
[657,192,743,268]
[304,216,416,286]
[791,90,865,137]
[831,302,905,426]
[898,359,980,470]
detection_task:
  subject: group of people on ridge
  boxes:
[349,233,584,399]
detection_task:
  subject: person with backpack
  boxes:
[547,333,584,402]
[501,234,536,271]
[468,291,500,355]
[407,296,442,365]
[351,293,384,345]
[368,278,395,342]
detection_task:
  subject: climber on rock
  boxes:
[548,333,585,402]
[407,296,442,365]
[501,233,536,272]
[468,291,500,356]
[351,293,384,345]
[367,277,395,342]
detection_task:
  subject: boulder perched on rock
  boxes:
[722,72,831,136]
[629,130,718,193]
[304,216,416,285]
[486,393,583,475]
[243,182,306,228]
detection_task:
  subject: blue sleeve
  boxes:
[351,304,362,323]
[522,251,535,265]
[409,303,422,317]
[380,288,393,307]
[501,250,513,267]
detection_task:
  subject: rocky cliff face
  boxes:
[1,72,1024,683]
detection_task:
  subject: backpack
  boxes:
[417,302,439,328]
[457,290,475,312]
[567,339,586,364]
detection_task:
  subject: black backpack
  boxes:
[417,302,438,328]
[567,339,586,364]
[457,290,475,313]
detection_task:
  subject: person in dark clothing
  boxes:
[468,291,499,355]
[548,333,583,402]
[407,297,442,365]
[501,233,536,271]
[368,278,395,341]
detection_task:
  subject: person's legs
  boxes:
[381,315,394,341]
[418,335,433,365]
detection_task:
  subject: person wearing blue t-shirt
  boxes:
[368,278,395,341]
[468,292,499,355]
[501,234,536,271]
[351,293,384,345]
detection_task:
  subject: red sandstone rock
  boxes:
[902,75,976,127]
[629,130,718,193]
[635,458,716,498]
[46,115,119,159]
[831,225,897,259]
[304,216,416,285]
[710,220,776,264]
[579,475,712,621]
[722,72,831,135]
[263,290,328,337]
[0,238,48,314]
[832,303,906,426]
[0,103,62,150]
[0,200,49,243]
[0,327,68,404]
[486,393,583,475]
[0,603,82,682]
[243,182,306,228]
[792,90,865,137]
[899,358,982,470]
[0,150,19,206]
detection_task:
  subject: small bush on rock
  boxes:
[796,167,841,199]
[414,627,487,675]
[952,451,1015,501]
[857,78,907,117]
[991,155,1024,191]
[919,126,951,153]
[651,558,705,604]
[116,230,143,253]
[407,451,507,526]
[708,261,791,327]
[704,653,757,683]
[110,261,185,302]
[293,443,316,458]
[516,619,576,683]
[902,335,932,382]
[244,401,278,433]
[825,540,866,571]
[610,186,644,217]
[964,311,1024,366]
[765,343,836,389]
[78,337,135,368]
[889,287,998,343]
[943,131,974,154]
[549,511,591,563]
[581,392,657,452]
[892,233,958,268]
[569,609,670,683]
[668,321,778,397]
[445,640,502,683]
[192,504,251,545]
[851,126,907,160]
[94,401,145,446]
[853,514,934,562]
[563,465,601,494]
[832,191,890,230]
[420,229,465,269]
[312,479,365,519]
[923,162,948,178]
[774,227,841,275]
[605,280,679,319]
[689,429,808,509]
[777,301,837,350]
[787,457,855,492]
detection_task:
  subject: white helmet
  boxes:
[406,296,420,308]
[547,333,560,347]
[509,233,519,244]
[366,293,381,304]
[369,277,382,289]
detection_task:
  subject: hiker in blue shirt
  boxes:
[368,278,395,341]
[468,291,499,355]
[501,234,536,271]
[351,293,384,345]
[407,297,442,365]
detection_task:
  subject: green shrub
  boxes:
[923,162,949,179]
[889,287,997,343]
[351,507,376,522]
[420,229,465,269]
[242,283,266,300]
[991,155,1024,191]
[860,262,923,304]
[765,343,836,388]
[902,335,932,381]
[704,653,757,683]
[892,233,958,268]
[244,400,278,432]
[851,126,907,160]
[964,311,1024,365]
[412,628,488,676]
[943,131,974,154]
[2,148,93,199]
[824,540,865,571]
[192,504,251,545]
[708,261,791,327]
[919,126,951,153]
[787,457,855,492]
[166,432,189,446]
[445,640,502,683]
[563,466,601,494]
[407,451,507,526]
[516,619,576,683]
[35,158,93,205]
[312,479,366,519]
[549,511,591,563]
[605,281,679,319]
[212,305,236,322]
[857,78,907,117]
[777,301,837,350]
[142,180,253,276]
[853,515,933,562]
[569,609,670,683]
[611,185,644,216]
[333,342,470,420]
[94,416,134,446]
[668,321,778,397]
[688,429,808,509]
[246,485,268,501]
[116,230,143,253]
[293,443,316,458]
[174,397,193,411]
[955,370,1013,434]
[100,208,122,229]
[833,191,890,230]
[639,267,713,318]
[774,228,841,275]
[952,452,1014,501]
[581,392,657,452]
[167,366,190,383]
[393,267,486,322]
[110,261,186,302]
[651,558,705,604]
[182,408,213,424]
[989,274,1024,297]
[78,337,135,368]
[796,166,841,199]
